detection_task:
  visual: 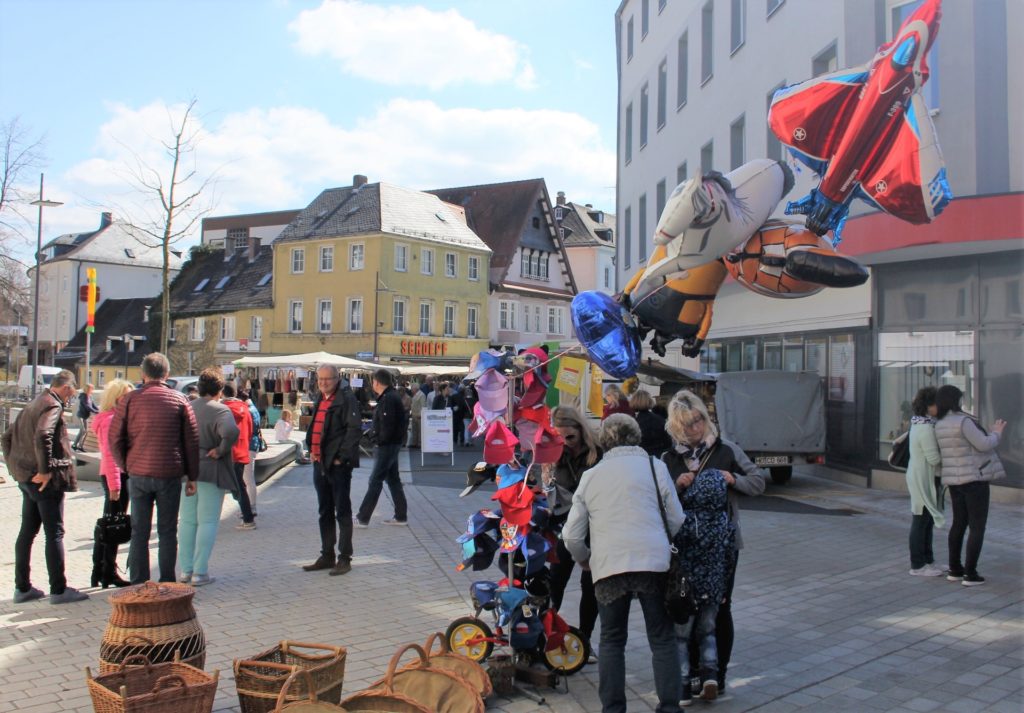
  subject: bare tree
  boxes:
[120,99,216,353]
[0,117,45,305]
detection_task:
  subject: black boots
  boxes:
[91,541,129,589]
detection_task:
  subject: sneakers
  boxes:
[329,560,352,576]
[354,518,369,529]
[701,679,719,701]
[236,521,257,530]
[946,569,964,582]
[178,572,193,583]
[50,587,89,604]
[190,574,215,587]
[962,573,986,587]
[12,587,45,604]
[302,556,335,572]
[383,518,408,526]
[909,564,945,577]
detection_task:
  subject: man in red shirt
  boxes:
[302,365,363,576]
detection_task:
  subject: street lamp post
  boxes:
[371,272,392,362]
[29,173,63,399]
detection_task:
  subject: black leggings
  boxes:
[548,540,599,641]
[690,551,738,684]
[947,481,990,575]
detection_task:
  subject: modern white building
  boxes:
[615,0,1022,489]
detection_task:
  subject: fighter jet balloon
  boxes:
[768,0,952,244]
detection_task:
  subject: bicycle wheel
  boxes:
[445,616,494,663]
[541,625,589,675]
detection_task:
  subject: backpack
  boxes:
[888,431,910,471]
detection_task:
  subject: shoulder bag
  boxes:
[888,431,910,471]
[648,456,697,624]
[95,500,132,545]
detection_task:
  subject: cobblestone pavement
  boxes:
[1,451,1021,712]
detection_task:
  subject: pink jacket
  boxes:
[92,410,122,491]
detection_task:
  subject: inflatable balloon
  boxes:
[570,291,642,379]
[768,0,951,243]
[724,219,869,298]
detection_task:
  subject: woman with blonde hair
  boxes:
[602,384,634,420]
[663,390,765,703]
[545,406,602,657]
[90,379,135,588]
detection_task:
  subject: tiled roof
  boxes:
[277,184,381,242]
[379,183,490,251]
[560,202,616,248]
[44,220,183,270]
[168,246,275,316]
[55,297,155,368]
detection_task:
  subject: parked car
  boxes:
[133,375,200,393]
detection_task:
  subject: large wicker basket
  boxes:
[403,633,491,699]
[272,670,350,712]
[85,653,219,713]
[345,644,482,713]
[107,582,197,628]
[235,641,347,713]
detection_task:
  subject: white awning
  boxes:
[232,351,381,370]
[393,364,469,376]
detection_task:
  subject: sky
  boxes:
[0,0,621,262]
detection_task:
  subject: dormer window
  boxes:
[193,278,210,292]
[124,248,135,258]
[214,276,231,289]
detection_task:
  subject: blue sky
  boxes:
[1,0,620,258]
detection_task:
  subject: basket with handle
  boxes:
[107,581,197,628]
[400,633,492,699]
[100,627,205,673]
[272,669,349,712]
[235,641,346,713]
[348,643,483,713]
[85,652,219,713]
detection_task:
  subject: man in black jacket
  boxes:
[302,365,363,576]
[355,369,409,527]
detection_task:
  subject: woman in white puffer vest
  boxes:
[933,385,1007,587]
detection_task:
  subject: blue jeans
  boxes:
[356,444,407,522]
[314,461,354,562]
[14,482,66,594]
[598,588,681,713]
[178,481,227,577]
[677,603,719,681]
[128,476,182,584]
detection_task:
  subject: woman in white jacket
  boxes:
[563,413,685,713]
[905,386,945,576]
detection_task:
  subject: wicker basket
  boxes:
[235,641,347,713]
[100,632,205,673]
[402,633,491,699]
[354,644,483,713]
[108,582,197,628]
[85,653,219,713]
[272,670,349,712]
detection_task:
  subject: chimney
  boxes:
[585,203,593,209]
[353,174,368,187]
[248,236,262,263]
[556,191,566,206]
[99,212,113,229]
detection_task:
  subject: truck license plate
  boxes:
[755,456,792,466]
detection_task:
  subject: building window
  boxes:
[445,252,457,278]
[393,298,407,333]
[521,249,530,277]
[812,41,837,77]
[319,245,334,272]
[421,248,434,275]
[641,0,650,38]
[701,140,714,174]
[731,0,746,54]
[468,255,480,281]
[767,0,785,18]
[191,317,205,341]
[534,305,542,332]
[766,81,786,161]
[701,0,714,84]
[251,315,262,341]
[638,193,648,263]
[730,114,745,169]
[656,179,667,224]
[623,206,632,269]
[220,315,235,341]
[639,83,649,148]
[347,298,363,332]
[318,299,332,333]
[443,303,456,337]
[677,161,688,185]
[627,16,634,61]
[349,243,365,270]
[467,305,479,338]
[169,322,177,342]
[541,253,549,279]
[291,248,304,274]
[227,227,248,251]
[523,304,531,332]
[499,300,516,331]
[532,216,540,229]
[677,32,688,109]
[97,370,105,387]
[289,300,303,333]
[657,59,668,129]
[624,103,634,164]
[547,306,564,336]
[419,301,432,335]
[604,266,611,289]
[394,244,408,271]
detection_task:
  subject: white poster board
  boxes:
[421,408,454,465]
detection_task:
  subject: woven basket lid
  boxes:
[109,581,196,607]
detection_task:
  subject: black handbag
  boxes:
[648,456,698,624]
[257,429,269,453]
[95,506,132,546]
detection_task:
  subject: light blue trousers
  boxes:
[177,481,226,577]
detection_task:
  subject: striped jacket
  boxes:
[109,381,199,481]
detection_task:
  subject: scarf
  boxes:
[911,415,935,426]
[674,436,714,472]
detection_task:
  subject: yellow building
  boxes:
[270,177,491,363]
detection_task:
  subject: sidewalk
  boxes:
[1,453,1021,712]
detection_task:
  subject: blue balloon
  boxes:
[571,291,642,379]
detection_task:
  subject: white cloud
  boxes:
[288,0,537,90]
[52,98,615,250]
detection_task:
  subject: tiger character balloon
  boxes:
[723,219,869,298]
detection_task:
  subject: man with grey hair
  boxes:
[3,369,89,603]
[111,352,199,584]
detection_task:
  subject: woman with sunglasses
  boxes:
[663,390,766,703]
[544,406,603,659]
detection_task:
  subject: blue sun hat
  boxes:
[455,509,502,544]
[495,463,528,490]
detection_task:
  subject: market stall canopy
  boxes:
[232,351,382,370]
[394,364,470,377]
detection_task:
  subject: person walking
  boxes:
[243,390,261,518]
[3,369,89,604]
[906,386,945,577]
[72,383,99,451]
[630,390,672,457]
[178,368,240,586]
[302,365,363,576]
[356,369,409,527]
[563,414,685,713]
[544,406,602,658]
[407,383,425,448]
[221,384,257,530]
[110,353,199,585]
[934,385,1007,586]
[663,390,765,699]
[90,379,134,589]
